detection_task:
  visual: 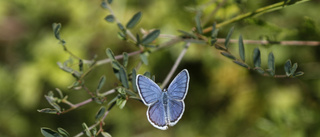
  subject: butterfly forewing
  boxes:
[136,75,162,105]
[147,100,168,130]
[167,69,190,100]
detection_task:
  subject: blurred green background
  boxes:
[1,0,320,136]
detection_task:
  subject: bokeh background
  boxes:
[1,0,320,136]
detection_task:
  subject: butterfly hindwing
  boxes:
[168,99,185,126]
[147,100,168,130]
[136,75,162,105]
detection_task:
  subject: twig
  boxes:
[202,0,310,33]
[161,42,190,89]
[216,38,320,46]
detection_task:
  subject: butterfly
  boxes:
[136,69,189,130]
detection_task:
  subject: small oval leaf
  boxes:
[105,15,115,23]
[239,35,245,62]
[233,60,249,69]
[195,11,203,34]
[132,69,138,92]
[253,48,261,67]
[220,52,236,60]
[140,53,148,65]
[37,108,59,114]
[82,123,92,137]
[290,63,298,76]
[284,59,292,76]
[268,52,275,72]
[41,127,63,137]
[95,106,106,121]
[106,48,116,61]
[126,11,142,29]
[225,26,234,49]
[101,132,112,137]
[294,71,304,77]
[52,23,62,40]
[119,67,129,89]
[123,52,128,67]
[141,30,160,45]
[97,75,106,93]
[57,127,70,137]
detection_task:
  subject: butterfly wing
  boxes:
[147,100,168,130]
[167,69,190,100]
[136,75,162,105]
[168,99,185,126]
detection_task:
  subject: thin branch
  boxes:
[216,38,320,46]
[202,0,310,33]
[161,42,190,89]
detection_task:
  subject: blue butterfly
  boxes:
[136,69,189,130]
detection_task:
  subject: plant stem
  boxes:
[202,0,310,33]
[161,42,190,89]
[216,38,320,46]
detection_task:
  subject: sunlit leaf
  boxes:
[37,108,59,114]
[290,63,298,76]
[141,30,160,45]
[225,26,234,49]
[116,98,127,109]
[195,11,202,34]
[253,48,261,67]
[44,95,61,112]
[101,132,112,137]
[105,15,115,23]
[41,127,63,137]
[119,67,129,89]
[233,60,249,69]
[57,127,69,137]
[82,123,92,137]
[238,35,245,62]
[126,11,142,29]
[57,62,73,73]
[106,48,116,61]
[95,106,106,121]
[55,88,63,99]
[123,52,128,67]
[220,52,236,60]
[294,71,304,77]
[284,59,292,76]
[132,69,138,92]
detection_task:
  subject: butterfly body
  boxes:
[136,69,189,130]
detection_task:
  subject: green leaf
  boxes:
[177,30,196,38]
[95,106,106,121]
[254,67,265,75]
[44,95,61,112]
[215,44,227,51]
[225,26,234,49]
[136,34,140,46]
[284,59,292,76]
[132,69,138,92]
[41,127,63,137]
[210,23,219,46]
[253,48,261,67]
[268,52,275,72]
[116,98,127,109]
[37,108,59,114]
[105,15,115,23]
[195,11,202,34]
[294,71,304,77]
[220,52,236,60]
[106,48,116,61]
[141,30,160,45]
[117,23,125,32]
[125,89,137,96]
[140,53,148,65]
[126,11,142,29]
[239,35,245,62]
[101,1,107,9]
[57,62,73,73]
[82,123,92,137]
[79,59,83,72]
[183,39,206,44]
[55,88,63,99]
[97,75,106,93]
[123,52,128,67]
[107,0,113,4]
[52,23,62,40]
[119,67,129,89]
[144,71,151,78]
[290,63,298,76]
[117,31,127,40]
[57,128,69,137]
[233,60,249,69]
[101,132,112,137]
[111,61,122,80]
